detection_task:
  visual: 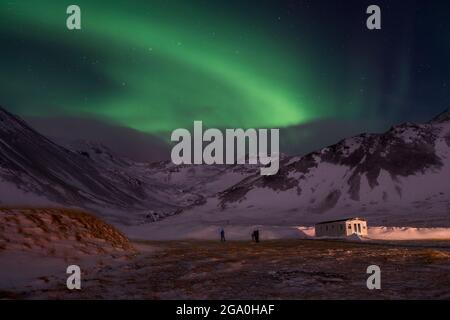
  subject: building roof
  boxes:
[315,217,365,225]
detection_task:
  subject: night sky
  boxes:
[1,0,450,134]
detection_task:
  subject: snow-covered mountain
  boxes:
[0,106,256,224]
[0,107,194,224]
[2,105,450,228]
[182,108,450,227]
[145,160,274,197]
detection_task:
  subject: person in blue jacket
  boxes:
[220,227,226,242]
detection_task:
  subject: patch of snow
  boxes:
[368,226,450,240]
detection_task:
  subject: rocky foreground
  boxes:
[2,238,449,299]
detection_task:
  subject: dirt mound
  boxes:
[0,208,134,257]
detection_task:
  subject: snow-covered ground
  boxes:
[121,220,450,241]
[1,209,449,300]
[368,226,450,240]
[122,223,315,241]
[3,239,450,299]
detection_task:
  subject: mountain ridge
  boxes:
[430,107,450,123]
[190,109,450,227]
[1,105,450,227]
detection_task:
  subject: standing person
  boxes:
[255,229,260,243]
[220,227,226,242]
[251,230,255,242]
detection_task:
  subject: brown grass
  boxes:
[0,208,134,252]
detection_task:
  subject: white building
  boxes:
[315,217,368,237]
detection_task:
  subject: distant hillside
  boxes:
[178,108,450,227]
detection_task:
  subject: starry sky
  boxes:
[1,0,450,134]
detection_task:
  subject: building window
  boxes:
[348,225,352,229]
[358,224,362,233]
[340,225,343,231]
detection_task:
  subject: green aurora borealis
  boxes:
[1,0,450,133]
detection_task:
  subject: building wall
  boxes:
[315,222,347,237]
[345,220,368,236]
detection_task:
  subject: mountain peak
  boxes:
[430,107,450,123]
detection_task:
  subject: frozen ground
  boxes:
[1,240,449,300]
[1,208,449,299]
[121,219,450,241]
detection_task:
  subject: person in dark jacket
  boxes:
[254,229,260,243]
[220,228,226,242]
